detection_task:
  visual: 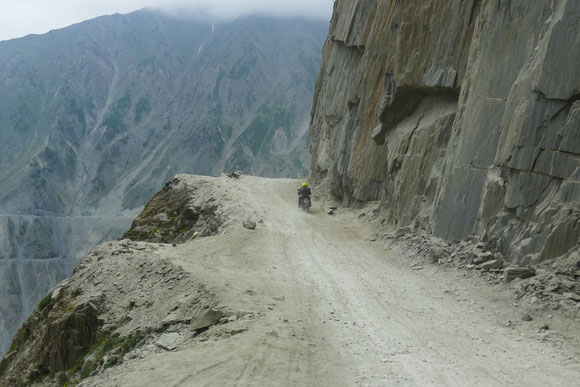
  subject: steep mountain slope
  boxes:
[0,10,327,355]
[309,1,579,266]
[0,11,326,215]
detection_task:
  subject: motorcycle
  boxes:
[300,196,311,211]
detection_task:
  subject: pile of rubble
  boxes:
[385,230,580,319]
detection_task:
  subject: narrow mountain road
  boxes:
[85,176,580,387]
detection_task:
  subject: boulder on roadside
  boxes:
[472,251,494,265]
[467,243,485,263]
[478,259,504,270]
[396,226,412,237]
[504,267,537,280]
[191,309,224,332]
[429,246,447,263]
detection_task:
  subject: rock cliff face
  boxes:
[310,0,579,266]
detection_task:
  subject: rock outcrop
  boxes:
[0,174,266,385]
[123,174,259,243]
[0,240,216,386]
[310,0,580,267]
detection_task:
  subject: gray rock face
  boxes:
[41,302,100,371]
[0,10,326,355]
[309,1,579,267]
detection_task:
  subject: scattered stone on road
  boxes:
[243,220,257,230]
[227,170,243,178]
[156,333,181,351]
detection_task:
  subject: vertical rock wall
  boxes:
[310,0,579,265]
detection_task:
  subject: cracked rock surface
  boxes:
[309,0,580,268]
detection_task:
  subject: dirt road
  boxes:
[84,176,580,386]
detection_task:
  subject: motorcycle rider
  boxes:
[298,182,311,207]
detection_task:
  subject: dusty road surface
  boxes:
[83,176,580,387]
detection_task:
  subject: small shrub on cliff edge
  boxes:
[38,294,52,310]
[80,336,114,379]
[119,333,137,353]
[7,340,18,354]
[78,332,141,380]
[57,372,68,386]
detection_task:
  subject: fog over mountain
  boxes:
[0,0,332,41]
[0,9,327,355]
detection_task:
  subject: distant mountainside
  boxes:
[0,9,327,355]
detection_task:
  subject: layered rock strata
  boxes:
[310,0,580,266]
